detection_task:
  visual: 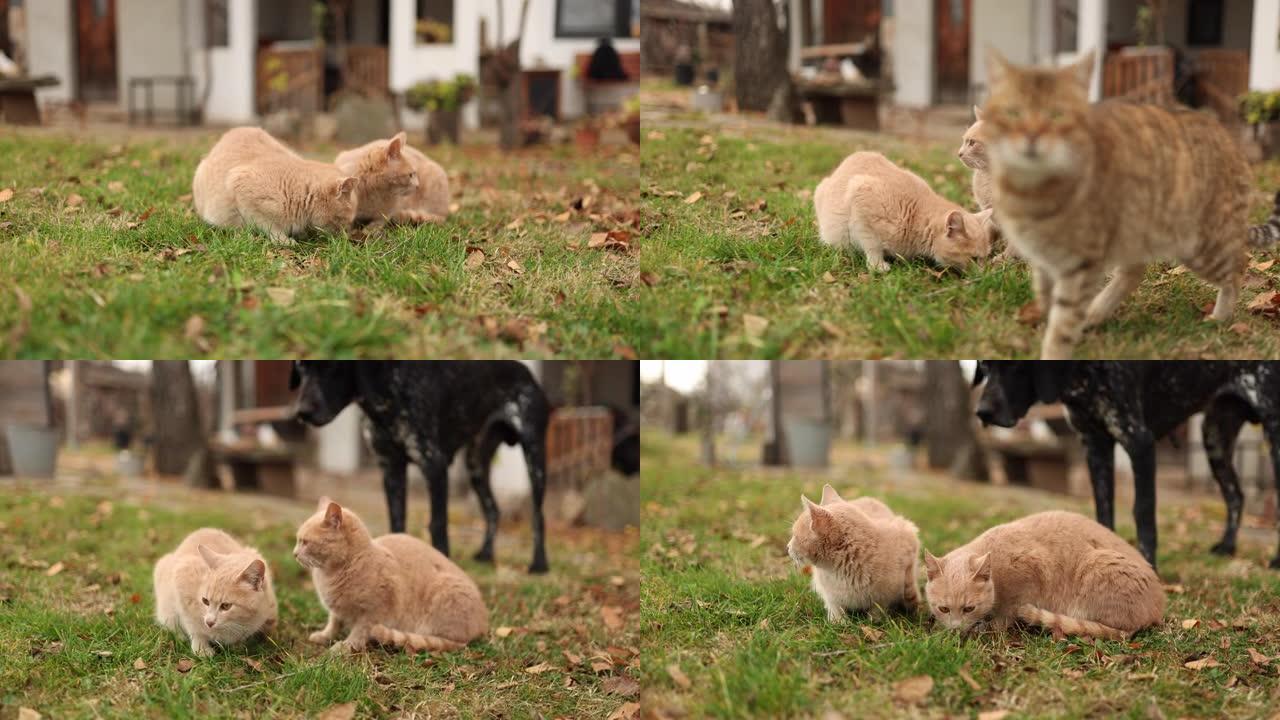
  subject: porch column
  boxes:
[788,0,803,72]
[227,0,257,121]
[893,0,935,107]
[1250,0,1280,90]
[1077,0,1106,101]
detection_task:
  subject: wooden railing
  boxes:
[546,407,614,491]
[255,46,323,115]
[1193,48,1248,125]
[1102,47,1175,106]
[344,45,389,96]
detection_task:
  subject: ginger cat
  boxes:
[334,132,450,228]
[814,151,995,272]
[982,48,1280,359]
[787,484,921,622]
[294,498,488,654]
[958,105,993,213]
[153,528,278,657]
[192,127,357,245]
[923,511,1164,640]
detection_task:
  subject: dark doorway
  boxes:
[76,0,118,102]
[935,0,970,104]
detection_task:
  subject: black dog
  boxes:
[290,361,551,573]
[974,361,1280,570]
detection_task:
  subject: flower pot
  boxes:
[4,423,59,478]
[426,108,461,145]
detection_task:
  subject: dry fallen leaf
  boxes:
[1253,259,1276,272]
[601,605,624,632]
[107,181,125,193]
[525,661,554,674]
[822,271,836,284]
[133,658,147,670]
[1247,647,1271,665]
[684,191,704,204]
[666,664,692,689]
[1229,322,1251,335]
[977,711,1010,720]
[175,658,194,673]
[465,248,485,269]
[613,343,638,360]
[893,675,934,705]
[0,188,14,203]
[743,314,769,340]
[45,562,64,577]
[1184,657,1220,670]
[17,709,40,720]
[1181,618,1200,630]
[606,702,640,720]
[1247,290,1280,315]
[66,193,84,207]
[859,625,884,642]
[494,626,514,638]
[958,667,982,691]
[602,676,640,697]
[244,657,264,672]
[315,702,356,720]
[184,315,208,350]
[1016,300,1043,325]
[265,287,295,306]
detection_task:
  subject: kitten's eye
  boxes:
[938,606,950,613]
[201,597,209,606]
[963,606,975,614]
[220,602,231,611]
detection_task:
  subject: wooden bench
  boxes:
[794,43,881,130]
[209,406,301,497]
[0,75,59,125]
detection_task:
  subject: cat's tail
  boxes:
[370,623,465,653]
[1014,604,1130,641]
[1248,191,1280,248]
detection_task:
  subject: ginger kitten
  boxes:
[335,132,450,228]
[787,484,921,622]
[294,498,488,654]
[153,528,277,657]
[814,151,995,272]
[924,511,1164,640]
[192,127,357,244]
[981,48,1280,359]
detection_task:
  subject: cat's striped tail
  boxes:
[370,623,465,653]
[1248,191,1280,248]
[1014,604,1130,641]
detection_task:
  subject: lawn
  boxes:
[634,118,1280,358]
[0,476,640,718]
[0,128,642,358]
[640,431,1280,719]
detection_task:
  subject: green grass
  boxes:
[634,121,1280,358]
[641,431,1280,719]
[0,129,641,358]
[0,481,639,718]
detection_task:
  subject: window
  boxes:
[206,0,228,48]
[1186,0,1224,46]
[416,0,453,45]
[555,0,635,39]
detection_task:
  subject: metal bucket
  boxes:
[4,424,59,478]
[782,416,830,468]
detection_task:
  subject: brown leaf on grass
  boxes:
[1181,618,1200,629]
[1229,322,1251,335]
[0,188,14,202]
[958,667,982,691]
[133,658,147,670]
[314,702,356,720]
[243,657,264,672]
[1164,583,1186,594]
[1247,648,1271,665]
[494,626,515,638]
[184,315,210,352]
[1016,300,1043,325]
[178,193,193,204]
[175,658,194,673]
[892,675,934,705]
[684,191,703,204]
[666,664,692,689]
[66,193,84,207]
[1253,259,1276,272]
[977,711,1010,720]
[1168,265,1189,275]
[1184,657,1220,670]
[820,320,845,338]
[6,286,33,350]
[602,676,640,697]
[1247,291,1280,315]
[743,314,769,340]
[613,343,638,360]
[606,702,640,720]
[822,271,837,283]
[591,659,613,673]
[465,248,485,269]
[265,287,295,306]
[524,661,554,674]
[639,271,660,287]
[107,181,125,193]
[17,708,40,720]
[601,605,624,631]
[506,259,525,275]
[45,562,64,577]
[563,650,582,666]
[859,625,884,642]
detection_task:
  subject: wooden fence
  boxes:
[1102,47,1175,105]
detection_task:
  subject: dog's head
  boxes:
[290,361,358,426]
[973,361,1072,428]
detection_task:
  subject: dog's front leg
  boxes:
[1121,430,1158,570]
[422,453,451,557]
[379,455,408,534]
[1082,432,1116,530]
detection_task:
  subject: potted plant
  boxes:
[3,361,60,478]
[622,96,641,145]
[1240,90,1280,159]
[406,73,476,145]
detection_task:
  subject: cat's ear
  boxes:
[945,211,965,238]
[820,484,844,506]
[923,551,942,581]
[387,132,406,160]
[316,495,332,511]
[239,559,266,591]
[985,46,1010,87]
[335,177,357,197]
[1068,49,1096,89]
[972,104,983,121]
[801,496,832,532]
[324,502,344,529]
[197,545,222,569]
[969,552,992,582]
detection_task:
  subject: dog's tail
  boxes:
[1015,604,1131,641]
[370,624,465,653]
[1248,190,1280,248]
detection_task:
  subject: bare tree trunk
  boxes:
[496,0,531,150]
[732,0,794,118]
[924,361,987,481]
[151,362,211,482]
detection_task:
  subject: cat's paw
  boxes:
[191,641,215,658]
[309,630,334,645]
[330,639,364,654]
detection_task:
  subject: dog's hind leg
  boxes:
[466,428,504,563]
[519,430,550,574]
[1082,432,1117,530]
[370,430,409,534]
[1202,395,1248,557]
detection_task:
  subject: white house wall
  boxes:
[1250,0,1280,89]
[117,0,190,113]
[892,0,935,107]
[26,0,76,104]
[971,0,1055,96]
[190,0,258,124]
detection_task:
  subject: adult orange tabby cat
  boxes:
[981,48,1280,359]
[335,132,450,228]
